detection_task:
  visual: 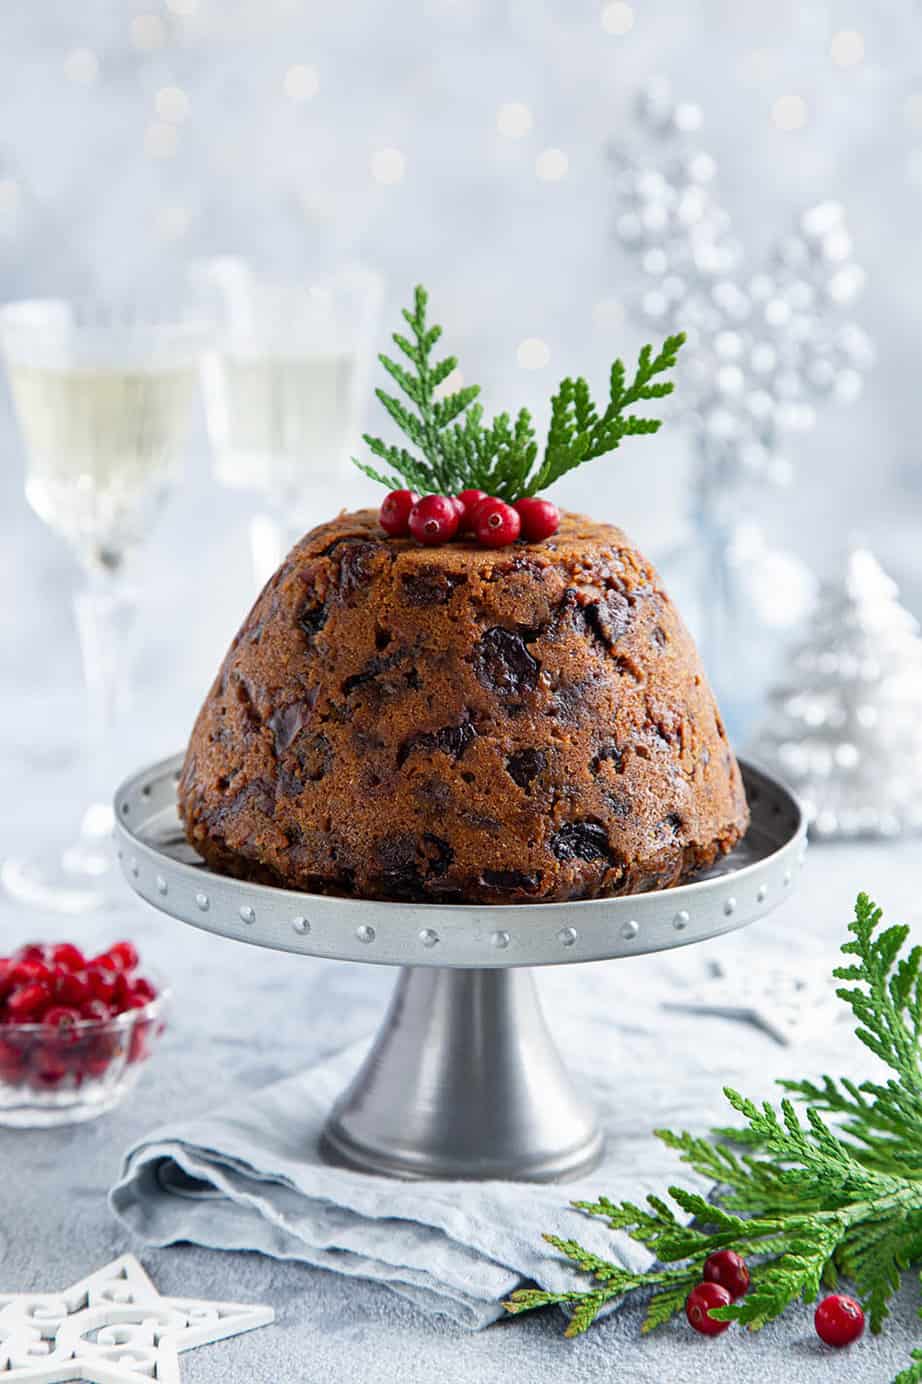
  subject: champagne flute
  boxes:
[0,298,210,912]
[194,259,383,588]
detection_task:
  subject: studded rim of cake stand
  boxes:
[114,756,804,970]
[114,755,806,1182]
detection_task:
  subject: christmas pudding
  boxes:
[179,288,749,903]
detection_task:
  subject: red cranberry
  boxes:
[0,1036,24,1081]
[703,1250,750,1300]
[473,497,521,548]
[814,1294,864,1348]
[128,1017,155,1064]
[685,1282,732,1336]
[455,489,489,531]
[43,1005,81,1030]
[55,971,90,1007]
[122,992,152,1012]
[126,1001,157,1049]
[84,1051,115,1079]
[513,497,560,543]
[31,1053,69,1088]
[10,958,53,988]
[14,943,47,964]
[86,965,117,1004]
[0,959,14,998]
[408,494,461,545]
[49,942,86,973]
[63,1043,91,1077]
[7,982,52,1021]
[80,999,112,1023]
[379,489,418,537]
[110,972,130,1008]
[90,952,118,972]
[131,976,157,1002]
[106,941,140,972]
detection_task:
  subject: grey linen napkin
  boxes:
[110,967,726,1330]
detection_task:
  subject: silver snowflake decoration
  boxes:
[611,78,874,490]
[751,548,922,839]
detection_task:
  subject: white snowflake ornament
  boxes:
[663,957,844,1046]
[0,1255,273,1382]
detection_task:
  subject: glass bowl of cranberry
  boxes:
[0,940,168,1127]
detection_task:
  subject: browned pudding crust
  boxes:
[178,509,749,904]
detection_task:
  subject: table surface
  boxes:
[2,734,921,1384]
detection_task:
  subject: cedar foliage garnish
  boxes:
[505,894,922,1383]
[353,285,685,501]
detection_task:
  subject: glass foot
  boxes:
[2,803,119,914]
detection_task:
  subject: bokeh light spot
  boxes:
[497,102,533,138]
[830,30,864,68]
[536,148,568,181]
[284,65,320,103]
[371,148,406,185]
[517,338,551,369]
[771,93,808,132]
[601,2,634,36]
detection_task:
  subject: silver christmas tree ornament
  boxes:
[751,547,922,839]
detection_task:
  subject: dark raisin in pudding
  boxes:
[178,509,749,903]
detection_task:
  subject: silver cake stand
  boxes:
[114,755,805,1183]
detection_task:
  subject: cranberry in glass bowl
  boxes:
[0,940,168,1127]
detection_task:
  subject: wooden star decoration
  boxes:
[0,1254,274,1382]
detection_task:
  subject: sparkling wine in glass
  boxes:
[0,299,210,912]
[195,259,383,587]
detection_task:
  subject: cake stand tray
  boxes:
[115,756,805,1182]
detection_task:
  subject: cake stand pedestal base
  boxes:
[321,967,603,1182]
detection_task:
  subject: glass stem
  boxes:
[73,563,139,836]
[249,505,313,592]
[248,512,288,593]
[695,441,741,645]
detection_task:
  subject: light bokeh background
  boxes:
[0,0,920,762]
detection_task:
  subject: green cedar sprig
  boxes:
[896,1349,922,1384]
[353,285,684,502]
[504,894,922,1384]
